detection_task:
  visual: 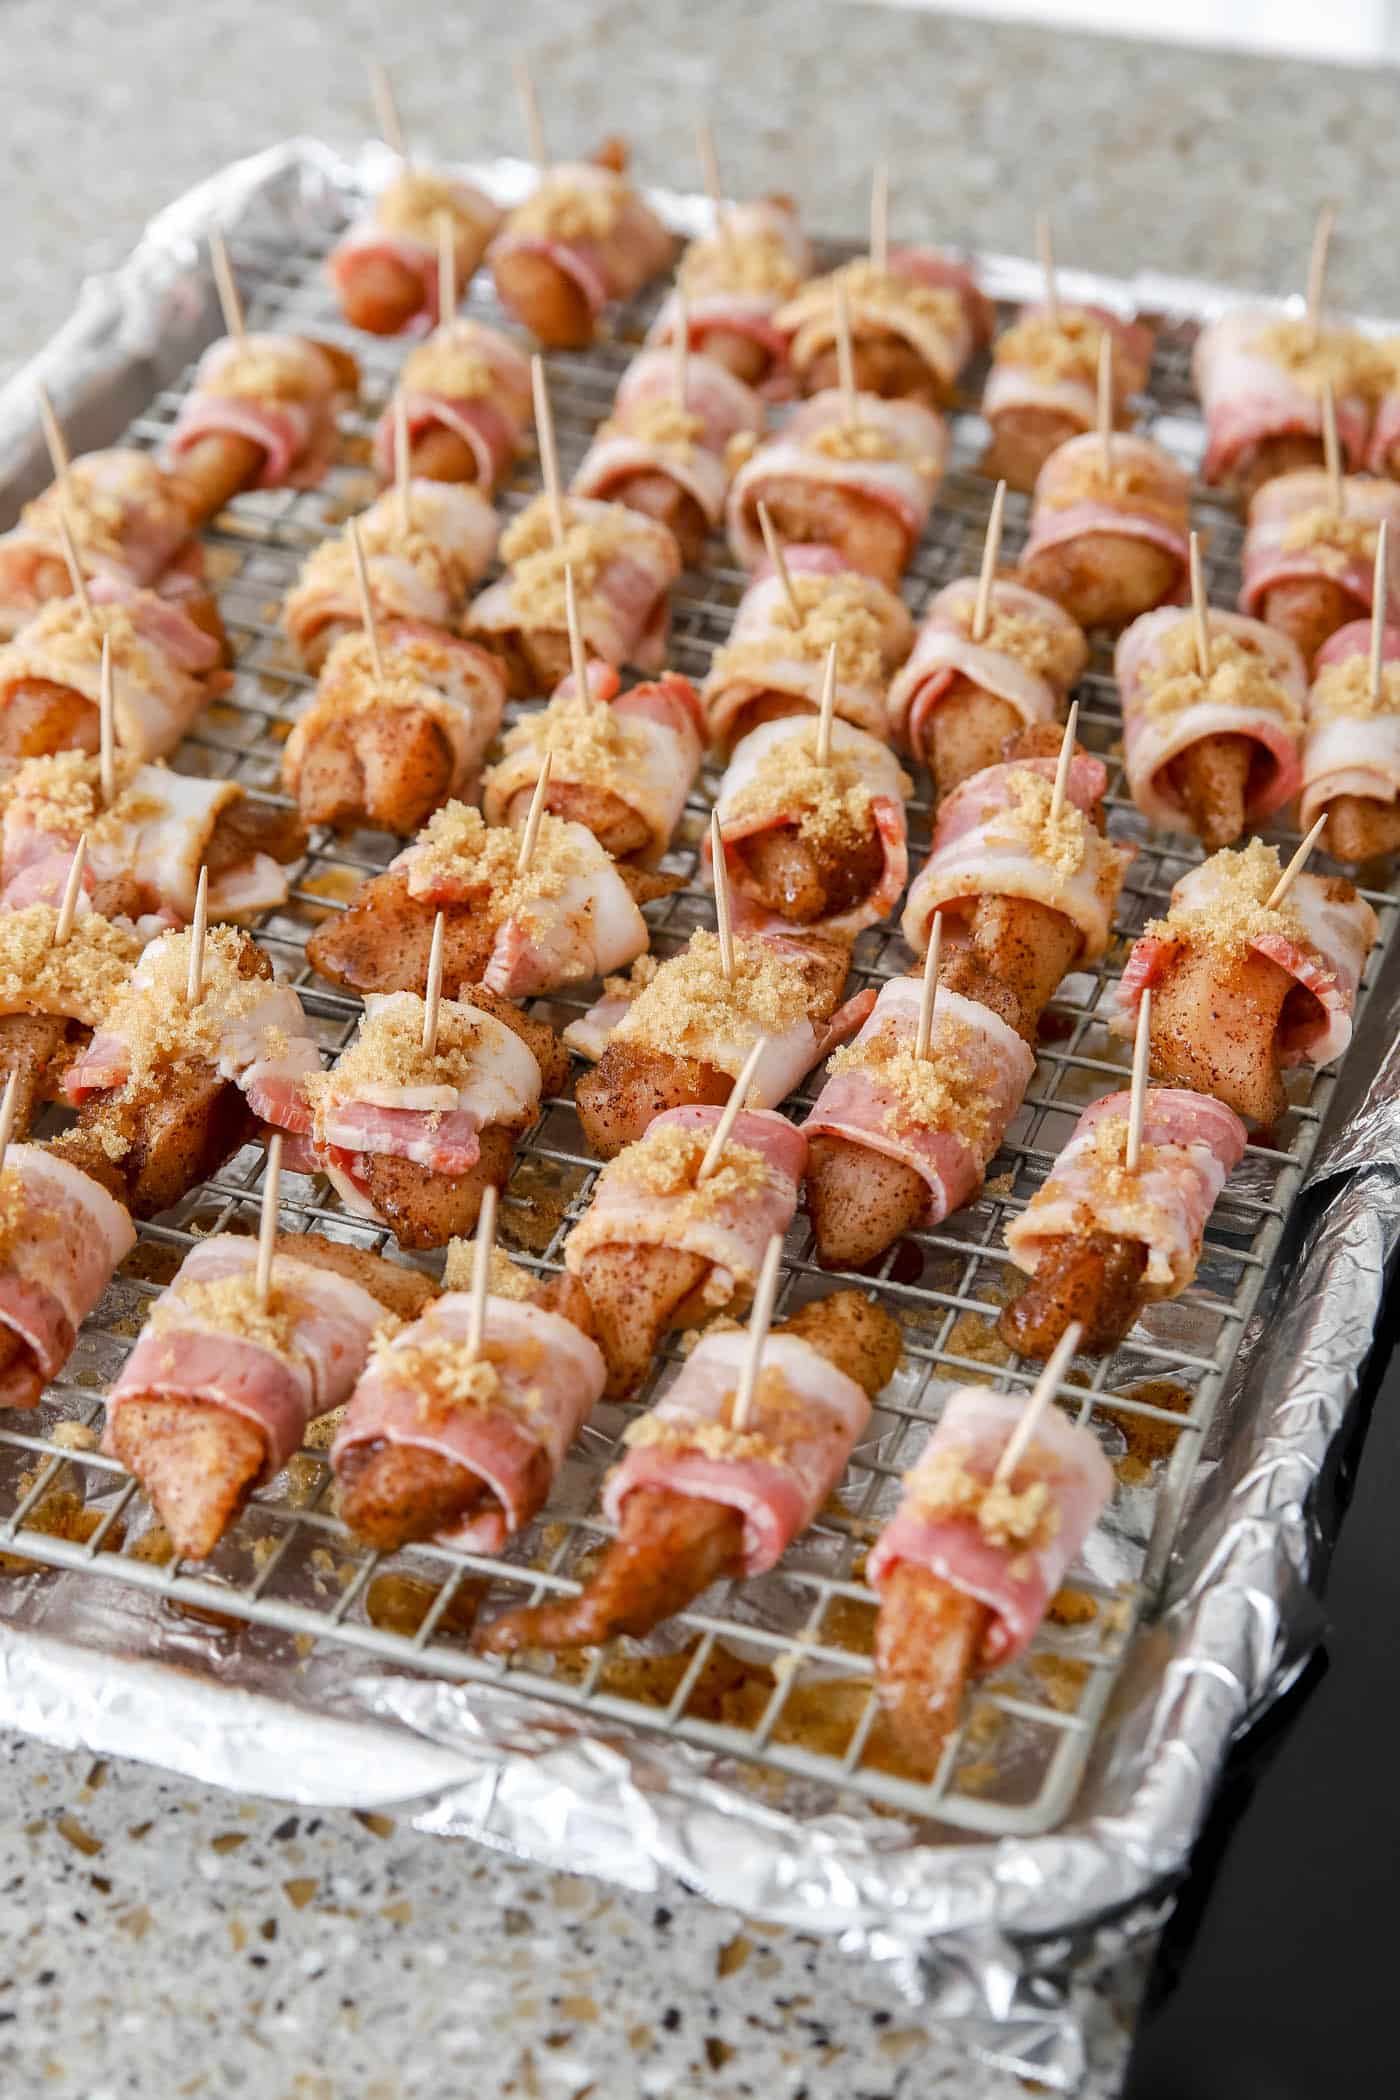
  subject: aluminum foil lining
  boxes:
[1,138,1397,2091]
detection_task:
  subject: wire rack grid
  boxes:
[0,214,1392,1838]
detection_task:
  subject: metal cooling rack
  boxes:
[1,209,1393,1839]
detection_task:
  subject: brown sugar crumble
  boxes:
[614,930,811,1072]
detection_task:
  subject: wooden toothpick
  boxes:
[1125,986,1152,1176]
[1371,517,1390,703]
[52,835,87,946]
[209,230,245,342]
[870,161,890,276]
[993,1318,1084,1486]
[98,633,117,808]
[1047,700,1078,825]
[422,910,446,1056]
[1305,202,1336,346]
[757,501,802,624]
[513,54,549,172]
[673,290,690,411]
[1321,380,1344,515]
[814,641,838,767]
[1096,328,1114,476]
[465,1183,499,1358]
[711,808,735,981]
[531,354,566,548]
[1266,813,1328,910]
[835,277,859,430]
[515,749,554,874]
[348,517,386,687]
[1036,213,1058,327]
[0,1070,21,1179]
[1189,531,1211,681]
[563,563,591,703]
[971,480,1007,644]
[394,387,413,537]
[729,1232,785,1431]
[436,207,457,324]
[697,1034,770,1182]
[696,117,726,239]
[56,508,94,629]
[185,866,209,1006]
[36,383,71,486]
[914,909,943,1063]
[255,1134,283,1310]
[370,58,408,163]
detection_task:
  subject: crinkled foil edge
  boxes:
[2,140,1398,2088]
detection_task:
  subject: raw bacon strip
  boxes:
[778,248,991,399]
[0,449,197,639]
[1193,307,1379,486]
[726,390,946,578]
[1114,854,1378,1070]
[0,583,223,763]
[604,1327,870,1575]
[708,715,910,942]
[887,578,1087,760]
[1018,432,1191,603]
[0,1146,135,1408]
[373,319,534,491]
[573,348,764,529]
[328,168,502,334]
[983,303,1154,435]
[1300,618,1400,827]
[700,551,913,750]
[333,1292,606,1553]
[168,334,353,492]
[1005,1087,1247,1299]
[803,978,1034,1225]
[489,162,673,324]
[866,1387,1113,1668]
[467,494,681,680]
[283,480,498,665]
[482,662,704,865]
[565,1106,806,1293]
[1239,468,1400,620]
[106,1235,389,1478]
[1116,606,1307,835]
[901,752,1132,964]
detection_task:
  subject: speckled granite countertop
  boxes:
[0,4,1388,2093]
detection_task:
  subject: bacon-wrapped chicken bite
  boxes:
[706,716,910,940]
[282,479,498,673]
[105,1231,433,1560]
[572,348,764,566]
[901,735,1132,1042]
[0,902,143,1137]
[488,150,673,350]
[296,987,566,1249]
[1116,608,1307,850]
[478,1288,901,1653]
[648,195,811,395]
[802,977,1034,1269]
[1,752,304,927]
[167,332,359,520]
[1300,618,1400,861]
[1112,839,1378,1126]
[306,802,656,1003]
[1017,431,1190,632]
[0,1145,135,1409]
[466,494,681,698]
[335,1244,604,1552]
[777,249,991,409]
[1000,1088,1247,1358]
[1238,468,1400,667]
[868,1386,1112,1774]
[1193,309,1386,504]
[0,449,201,642]
[328,166,502,336]
[567,929,874,1159]
[981,303,1154,492]
[727,391,945,588]
[700,549,913,756]
[54,923,321,1217]
[564,1105,807,1396]
[887,578,1087,795]
[0,584,226,764]
[373,318,534,492]
[482,662,704,867]
[282,624,506,836]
